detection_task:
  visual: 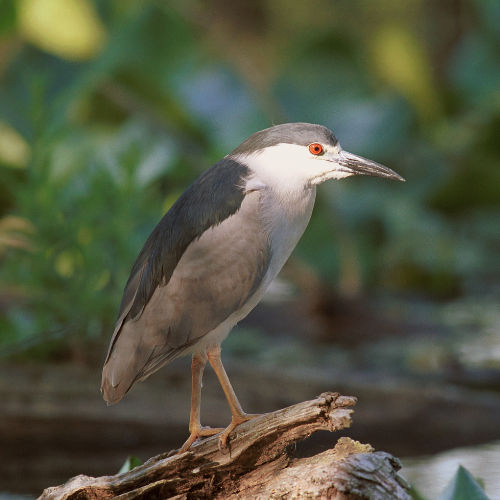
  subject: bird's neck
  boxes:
[259,184,316,277]
[267,184,316,220]
[236,153,317,255]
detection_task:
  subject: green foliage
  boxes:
[437,465,489,500]
[409,465,490,500]
[0,0,16,35]
[1,120,178,355]
[409,484,428,500]
[0,1,499,356]
[118,455,142,474]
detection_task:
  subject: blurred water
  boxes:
[402,441,500,499]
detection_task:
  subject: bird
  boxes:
[101,122,404,452]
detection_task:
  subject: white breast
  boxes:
[258,186,316,286]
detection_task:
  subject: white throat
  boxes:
[233,144,314,197]
[234,148,318,291]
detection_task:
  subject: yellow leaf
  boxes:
[18,0,106,61]
[0,121,30,168]
[54,250,81,277]
[372,25,440,121]
[0,216,34,254]
[0,215,35,233]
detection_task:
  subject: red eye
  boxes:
[309,143,323,155]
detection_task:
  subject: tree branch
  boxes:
[40,392,410,499]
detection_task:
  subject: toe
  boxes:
[198,426,224,437]
[216,414,262,452]
[178,426,225,454]
[218,430,231,453]
[179,434,197,454]
[239,412,262,423]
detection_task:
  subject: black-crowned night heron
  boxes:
[101,122,404,452]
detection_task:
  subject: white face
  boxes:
[234,141,403,195]
[234,142,348,194]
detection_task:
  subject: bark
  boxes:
[39,392,410,500]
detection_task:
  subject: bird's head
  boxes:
[230,123,404,193]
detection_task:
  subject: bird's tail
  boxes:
[101,356,137,405]
[101,322,150,405]
[101,322,180,405]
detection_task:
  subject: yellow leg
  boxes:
[178,353,223,453]
[207,346,261,449]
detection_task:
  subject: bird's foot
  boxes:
[218,413,261,452]
[178,426,224,454]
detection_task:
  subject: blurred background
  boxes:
[0,0,499,498]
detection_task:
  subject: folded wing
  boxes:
[101,160,269,404]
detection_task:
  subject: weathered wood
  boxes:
[39,393,410,499]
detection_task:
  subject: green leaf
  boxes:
[437,465,490,500]
[118,455,142,474]
[0,0,16,34]
[409,484,428,500]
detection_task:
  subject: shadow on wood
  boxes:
[40,392,410,499]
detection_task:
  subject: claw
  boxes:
[217,413,261,453]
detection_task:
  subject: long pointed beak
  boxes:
[338,150,405,182]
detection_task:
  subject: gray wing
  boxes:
[102,160,269,404]
[104,158,251,363]
[118,159,251,325]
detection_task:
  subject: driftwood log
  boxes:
[40,392,410,499]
